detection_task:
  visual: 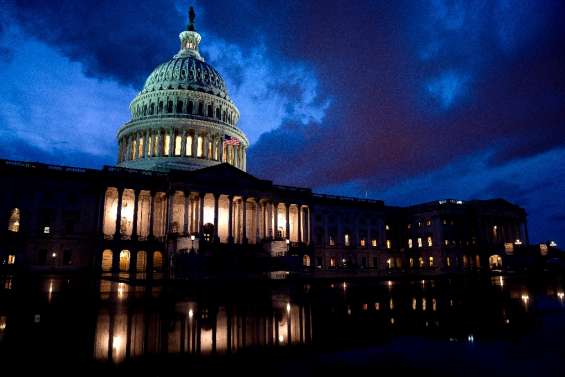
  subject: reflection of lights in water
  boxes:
[505,319,510,324]
[347,306,351,315]
[432,298,437,311]
[468,335,474,343]
[499,276,504,287]
[48,279,54,302]
[188,309,194,319]
[112,336,122,351]
[117,283,126,299]
[558,291,564,301]
[387,280,393,288]
[412,298,417,311]
[421,280,426,287]
[342,282,347,291]
[374,302,380,311]
[286,303,291,313]
[390,317,395,325]
[278,335,284,343]
[521,293,530,305]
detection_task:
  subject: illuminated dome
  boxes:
[116,7,248,172]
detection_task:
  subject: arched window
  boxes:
[153,251,163,272]
[198,102,204,116]
[207,104,213,117]
[149,103,155,115]
[119,250,130,272]
[187,101,193,114]
[176,100,183,113]
[142,105,147,116]
[197,136,204,157]
[216,108,221,119]
[158,101,163,114]
[101,249,113,272]
[303,255,311,267]
[8,208,20,232]
[136,251,147,272]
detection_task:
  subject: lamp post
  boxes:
[190,234,196,254]
[286,238,290,256]
[51,252,57,268]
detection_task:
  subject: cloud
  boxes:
[203,37,329,143]
[0,26,134,167]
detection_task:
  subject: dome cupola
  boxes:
[116,6,248,172]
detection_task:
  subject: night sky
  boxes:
[1,0,564,246]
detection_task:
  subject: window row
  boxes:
[133,98,236,126]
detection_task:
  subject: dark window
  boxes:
[167,101,173,113]
[373,257,378,268]
[207,104,213,117]
[142,105,147,116]
[158,101,163,114]
[176,100,183,113]
[149,103,155,115]
[63,250,72,265]
[198,102,204,115]
[216,108,221,119]
[39,249,48,265]
[187,101,193,114]
[39,208,55,232]
[316,257,322,267]
[63,210,80,234]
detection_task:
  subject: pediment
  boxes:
[182,163,272,189]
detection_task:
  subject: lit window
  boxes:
[174,135,182,156]
[131,139,137,159]
[8,208,20,232]
[330,257,336,267]
[386,240,391,249]
[385,224,390,231]
[386,258,392,269]
[138,137,144,158]
[197,136,203,157]
[409,258,414,268]
[443,219,447,225]
[444,239,449,246]
[371,239,377,247]
[407,224,411,229]
[329,236,335,246]
[147,136,152,157]
[344,234,350,247]
[7,255,15,265]
[419,257,424,267]
[427,236,433,247]
[429,256,434,266]
[154,135,159,156]
[426,220,431,226]
[164,135,171,156]
[417,237,422,248]
[360,239,366,247]
[43,226,50,234]
[208,141,212,158]
[492,225,498,238]
[408,239,413,248]
[418,221,422,227]
[186,135,193,156]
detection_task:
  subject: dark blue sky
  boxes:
[1,0,564,246]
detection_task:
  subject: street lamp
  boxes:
[190,234,196,254]
[286,238,290,255]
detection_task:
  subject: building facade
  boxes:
[0,8,545,278]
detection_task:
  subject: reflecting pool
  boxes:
[1,274,565,376]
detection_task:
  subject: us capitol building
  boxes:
[0,9,542,278]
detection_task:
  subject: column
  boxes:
[219,138,224,162]
[192,130,198,157]
[166,191,174,234]
[114,187,124,240]
[242,198,248,244]
[273,202,279,240]
[148,191,155,238]
[297,205,302,243]
[131,189,139,240]
[306,207,311,245]
[184,192,190,235]
[242,147,246,171]
[261,201,266,239]
[213,194,220,242]
[181,130,187,157]
[228,195,234,243]
[199,193,205,235]
[255,200,260,243]
[285,203,290,241]
[145,129,150,158]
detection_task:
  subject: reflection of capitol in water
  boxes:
[93,281,312,363]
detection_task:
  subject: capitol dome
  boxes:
[116,7,248,172]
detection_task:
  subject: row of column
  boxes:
[118,129,246,170]
[105,187,309,244]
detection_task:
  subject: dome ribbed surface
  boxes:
[141,56,229,100]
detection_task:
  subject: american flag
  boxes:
[223,135,240,145]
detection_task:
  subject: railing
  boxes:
[312,192,384,205]
[1,159,93,174]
